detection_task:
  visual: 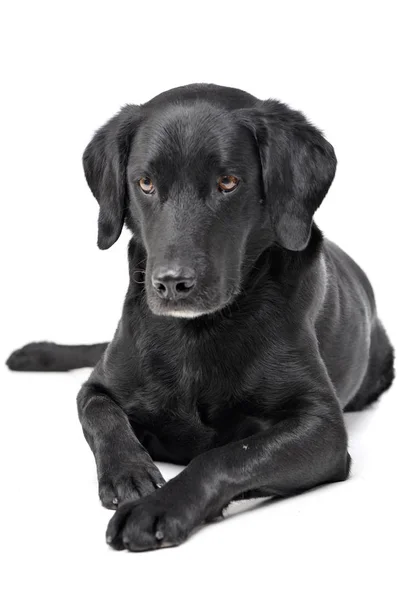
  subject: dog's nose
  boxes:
[152,265,196,300]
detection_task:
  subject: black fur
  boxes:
[7,84,394,552]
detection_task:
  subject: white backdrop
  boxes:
[1,1,399,599]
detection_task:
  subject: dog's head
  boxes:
[83,84,336,318]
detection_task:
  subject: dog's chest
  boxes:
[127,333,272,463]
[131,352,237,427]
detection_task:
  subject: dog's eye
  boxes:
[138,177,155,194]
[218,175,239,193]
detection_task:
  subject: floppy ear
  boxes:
[240,100,336,251]
[83,105,141,250]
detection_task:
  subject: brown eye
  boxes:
[138,177,155,194]
[218,175,239,193]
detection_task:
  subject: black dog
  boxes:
[7,84,394,552]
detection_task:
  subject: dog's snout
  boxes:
[152,265,196,300]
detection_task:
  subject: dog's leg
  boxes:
[106,397,349,550]
[77,382,165,509]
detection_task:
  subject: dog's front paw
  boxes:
[98,460,165,510]
[106,489,197,551]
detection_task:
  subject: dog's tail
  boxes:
[6,342,109,372]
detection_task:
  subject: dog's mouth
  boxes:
[147,298,225,319]
[154,307,209,319]
[146,290,237,320]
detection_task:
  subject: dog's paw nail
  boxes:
[155,530,164,541]
[112,497,118,505]
[156,483,163,488]
[106,535,113,544]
